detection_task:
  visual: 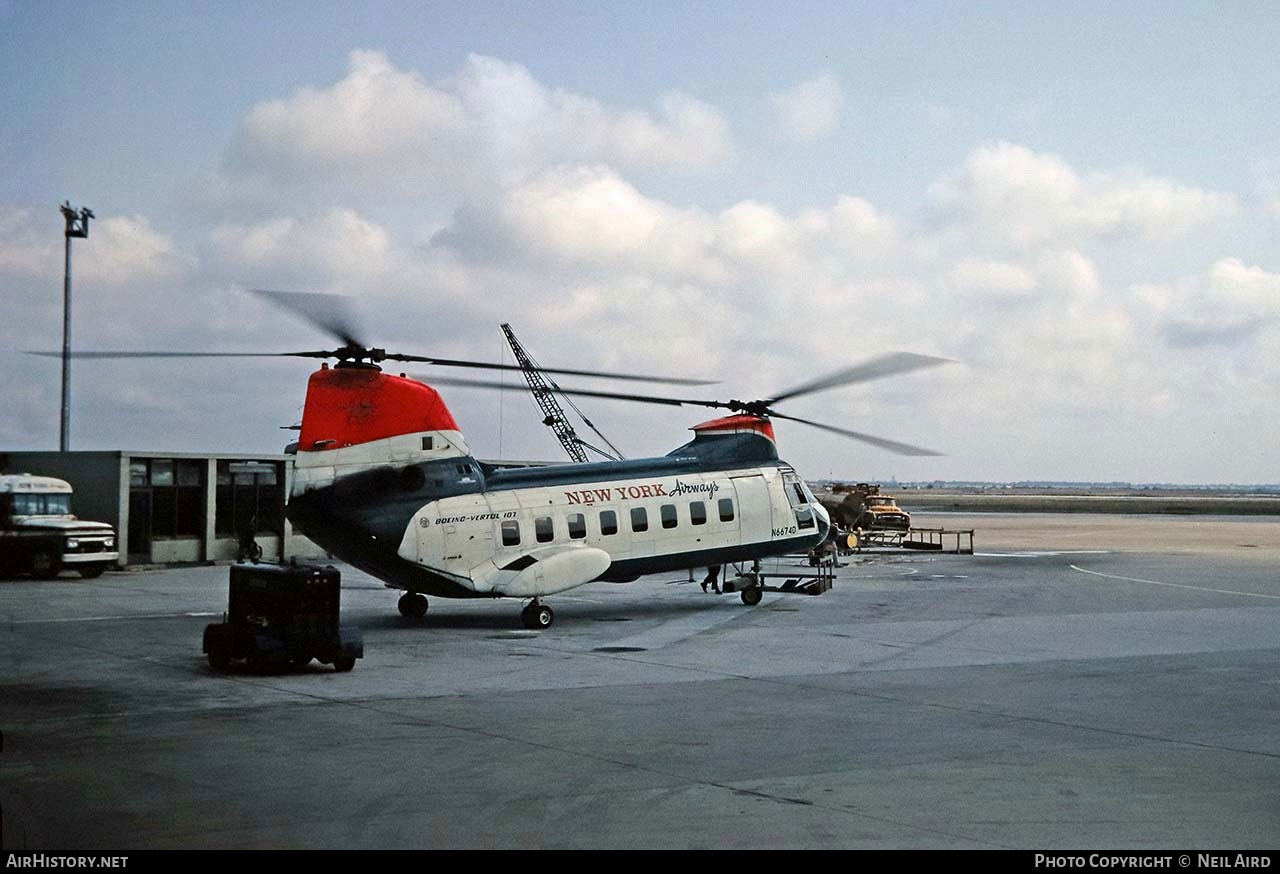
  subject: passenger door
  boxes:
[730,474,772,546]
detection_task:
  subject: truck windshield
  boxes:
[11,493,72,515]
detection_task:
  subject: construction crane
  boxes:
[500,323,623,463]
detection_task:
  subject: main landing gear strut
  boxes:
[398,592,429,619]
[521,598,554,630]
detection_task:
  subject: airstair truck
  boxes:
[0,474,119,578]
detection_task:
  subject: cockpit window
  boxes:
[783,476,809,509]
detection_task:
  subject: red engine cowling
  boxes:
[297,365,460,452]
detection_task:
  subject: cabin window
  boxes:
[718,498,735,522]
[501,520,520,546]
[690,501,707,525]
[599,510,618,536]
[630,507,648,533]
[421,436,433,451]
[796,508,815,529]
[660,504,677,529]
[567,513,586,540]
[535,516,554,543]
[792,483,808,507]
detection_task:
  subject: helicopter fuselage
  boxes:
[282,365,829,600]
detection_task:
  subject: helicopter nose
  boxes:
[814,501,831,539]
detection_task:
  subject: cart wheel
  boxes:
[333,656,356,673]
[740,587,763,607]
[208,646,231,671]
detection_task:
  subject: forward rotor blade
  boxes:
[414,374,729,410]
[769,411,943,456]
[766,352,952,405]
[389,354,713,385]
[25,350,321,359]
[251,289,365,349]
[24,350,714,384]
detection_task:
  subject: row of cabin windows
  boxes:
[501,498,735,547]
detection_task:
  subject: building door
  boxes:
[128,489,152,562]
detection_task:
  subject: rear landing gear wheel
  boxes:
[398,593,429,619]
[740,587,763,607]
[522,603,554,630]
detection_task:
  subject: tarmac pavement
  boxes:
[1,516,1277,849]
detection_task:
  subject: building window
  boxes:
[718,498,735,522]
[630,507,648,533]
[215,461,283,537]
[535,516,554,543]
[501,520,520,546]
[690,501,706,525]
[567,513,586,539]
[660,504,677,529]
[131,458,205,538]
[599,510,618,536]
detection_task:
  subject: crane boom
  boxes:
[500,323,591,463]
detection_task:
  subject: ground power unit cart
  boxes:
[203,561,363,672]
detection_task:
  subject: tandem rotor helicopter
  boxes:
[38,291,949,629]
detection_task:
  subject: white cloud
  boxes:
[0,206,58,278]
[928,141,1236,246]
[0,208,193,289]
[81,216,195,286]
[220,50,731,209]
[768,74,842,141]
[1140,257,1280,346]
[209,208,392,285]
[481,166,722,281]
[944,258,1037,298]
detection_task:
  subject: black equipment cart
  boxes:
[203,562,363,672]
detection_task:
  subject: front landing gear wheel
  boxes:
[521,603,554,630]
[398,593,429,619]
[740,587,763,607]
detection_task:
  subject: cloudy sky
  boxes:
[2,1,1278,484]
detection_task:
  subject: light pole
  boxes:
[59,201,93,452]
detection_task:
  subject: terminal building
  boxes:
[0,450,324,566]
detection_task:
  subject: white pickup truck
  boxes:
[0,474,119,578]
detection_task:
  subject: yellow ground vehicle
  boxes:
[821,483,911,533]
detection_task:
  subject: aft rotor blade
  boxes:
[415,374,729,409]
[770,411,943,456]
[389,354,713,385]
[766,352,952,406]
[251,289,365,349]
